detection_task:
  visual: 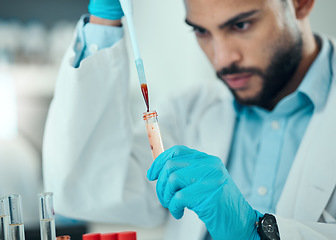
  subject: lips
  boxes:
[221,73,252,90]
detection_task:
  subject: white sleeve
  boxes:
[71,14,124,68]
[276,215,336,239]
[43,29,169,227]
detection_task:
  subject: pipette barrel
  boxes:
[38,193,56,240]
[0,197,10,240]
[136,59,150,111]
[143,111,164,160]
[135,59,147,85]
[8,195,25,240]
[119,0,150,111]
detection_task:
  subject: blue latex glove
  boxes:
[147,145,263,240]
[88,0,124,20]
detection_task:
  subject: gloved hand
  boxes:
[88,0,124,20]
[147,145,263,240]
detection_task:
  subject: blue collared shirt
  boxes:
[227,36,333,214]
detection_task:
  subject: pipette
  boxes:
[119,0,150,112]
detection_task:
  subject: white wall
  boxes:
[310,0,336,38]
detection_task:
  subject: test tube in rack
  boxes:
[8,195,25,240]
[0,197,10,240]
[143,111,164,160]
[39,193,56,240]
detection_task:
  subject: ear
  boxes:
[292,0,315,19]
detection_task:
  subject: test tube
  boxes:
[8,195,25,240]
[0,197,10,240]
[100,233,117,240]
[38,193,56,240]
[82,233,100,240]
[118,231,137,240]
[143,110,164,160]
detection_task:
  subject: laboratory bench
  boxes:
[25,224,88,240]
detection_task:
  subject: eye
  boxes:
[192,27,209,38]
[232,21,251,31]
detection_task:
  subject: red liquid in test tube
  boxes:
[141,84,149,112]
[143,111,164,160]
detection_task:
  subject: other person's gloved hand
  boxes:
[88,0,124,20]
[147,145,263,240]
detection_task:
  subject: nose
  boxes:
[212,37,242,70]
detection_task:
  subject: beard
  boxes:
[216,31,303,110]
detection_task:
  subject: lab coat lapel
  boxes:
[276,41,336,221]
[198,100,236,165]
[188,82,236,165]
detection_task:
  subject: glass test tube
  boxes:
[0,197,10,240]
[8,195,25,240]
[38,193,56,240]
[143,111,164,160]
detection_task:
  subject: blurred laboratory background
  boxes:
[0,0,335,240]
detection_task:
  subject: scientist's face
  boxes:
[184,0,303,109]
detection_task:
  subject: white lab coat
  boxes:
[43,33,336,240]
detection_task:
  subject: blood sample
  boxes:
[141,84,149,112]
[143,111,164,160]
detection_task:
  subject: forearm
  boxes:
[89,15,122,27]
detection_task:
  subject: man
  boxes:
[43,0,336,239]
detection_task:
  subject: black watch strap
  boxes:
[257,213,280,240]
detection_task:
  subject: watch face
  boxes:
[261,217,280,240]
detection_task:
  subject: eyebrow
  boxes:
[185,9,260,30]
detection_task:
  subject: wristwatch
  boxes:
[257,213,280,240]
